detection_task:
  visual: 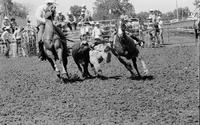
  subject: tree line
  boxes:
[70,0,193,23]
[0,0,28,18]
[0,0,194,22]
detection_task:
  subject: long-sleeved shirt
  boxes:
[10,21,18,30]
[13,29,22,40]
[35,4,48,24]
[149,14,156,23]
[92,27,102,39]
[1,31,13,43]
[158,20,163,29]
[56,14,65,22]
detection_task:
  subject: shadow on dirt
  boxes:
[96,75,122,80]
[60,74,153,83]
[62,74,84,83]
[129,75,154,81]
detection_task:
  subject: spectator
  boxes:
[91,22,103,46]
[66,12,73,31]
[70,14,77,31]
[13,26,24,56]
[1,16,10,31]
[10,18,18,34]
[79,5,91,23]
[157,17,164,45]
[1,26,12,58]
[55,11,66,31]
[149,9,156,23]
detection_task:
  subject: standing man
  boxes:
[157,17,164,45]
[1,26,12,58]
[35,0,56,60]
[13,26,24,56]
[80,5,91,22]
[1,16,10,31]
[10,18,18,34]
[149,9,156,23]
[91,22,103,47]
[66,12,73,31]
[55,11,66,31]
[71,14,77,31]
[194,3,200,39]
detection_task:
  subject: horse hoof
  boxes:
[131,74,136,78]
[61,73,68,79]
[144,70,149,75]
[57,74,61,78]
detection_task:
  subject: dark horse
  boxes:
[43,5,69,78]
[110,20,149,78]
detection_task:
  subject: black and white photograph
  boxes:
[0,0,199,124]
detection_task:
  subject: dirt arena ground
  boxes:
[0,36,199,124]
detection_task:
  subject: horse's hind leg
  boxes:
[63,56,69,78]
[132,57,141,77]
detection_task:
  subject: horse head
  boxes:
[44,4,56,20]
[115,20,127,39]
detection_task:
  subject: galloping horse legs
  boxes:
[62,55,69,78]
[56,48,68,77]
[132,57,141,77]
[138,55,149,75]
[47,57,56,70]
[45,50,60,78]
[116,55,134,76]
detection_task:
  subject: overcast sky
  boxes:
[13,0,196,24]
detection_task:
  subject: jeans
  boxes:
[5,40,10,57]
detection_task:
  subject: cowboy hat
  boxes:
[5,26,10,30]
[4,16,9,20]
[95,22,99,25]
[90,21,94,25]
[84,21,90,25]
[149,9,154,12]
[11,17,15,21]
[44,0,56,4]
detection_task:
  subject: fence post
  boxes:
[167,26,170,44]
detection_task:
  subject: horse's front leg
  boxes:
[57,47,68,78]
[114,53,134,76]
[45,50,60,78]
[132,57,141,77]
